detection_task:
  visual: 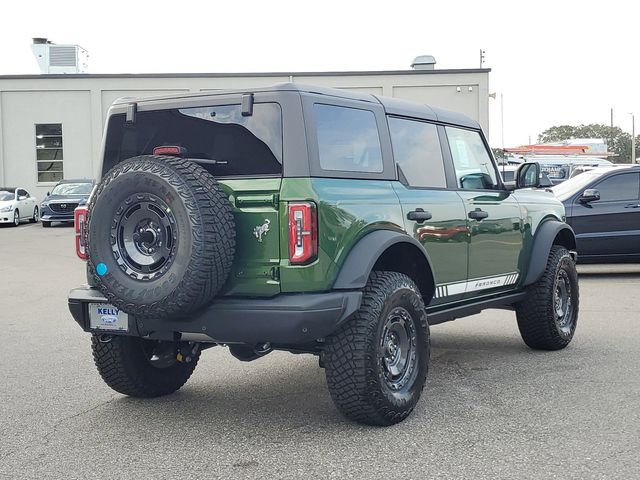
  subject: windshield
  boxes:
[51,183,93,196]
[550,171,601,201]
[0,191,14,201]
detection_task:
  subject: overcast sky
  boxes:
[2,0,637,147]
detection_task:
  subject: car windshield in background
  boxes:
[0,191,14,201]
[550,171,602,201]
[51,183,93,196]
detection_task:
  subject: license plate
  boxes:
[89,303,129,332]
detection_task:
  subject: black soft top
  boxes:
[112,83,480,130]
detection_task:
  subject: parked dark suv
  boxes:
[68,84,579,426]
[41,179,94,227]
[551,164,640,262]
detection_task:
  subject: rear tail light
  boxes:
[288,202,317,265]
[74,206,88,260]
[153,145,186,157]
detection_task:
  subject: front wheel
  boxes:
[12,210,19,227]
[323,271,430,426]
[30,207,39,223]
[91,335,200,397]
[516,245,579,350]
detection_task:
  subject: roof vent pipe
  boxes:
[411,55,436,70]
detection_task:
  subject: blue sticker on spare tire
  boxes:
[96,263,108,276]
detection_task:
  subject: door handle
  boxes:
[407,208,433,223]
[624,204,640,209]
[468,208,489,220]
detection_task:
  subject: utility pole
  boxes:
[610,108,613,128]
[501,93,505,149]
[632,114,636,164]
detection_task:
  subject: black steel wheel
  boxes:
[516,245,579,350]
[380,307,418,392]
[324,271,430,426]
[111,196,178,281]
[87,155,235,320]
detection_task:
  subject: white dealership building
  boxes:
[0,47,490,198]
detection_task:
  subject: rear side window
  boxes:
[314,104,383,173]
[103,103,282,177]
[388,117,446,188]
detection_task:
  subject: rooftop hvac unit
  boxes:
[31,38,89,74]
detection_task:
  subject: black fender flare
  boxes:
[333,230,436,300]
[523,220,577,286]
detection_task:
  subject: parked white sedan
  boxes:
[0,187,39,226]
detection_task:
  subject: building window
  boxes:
[35,123,63,182]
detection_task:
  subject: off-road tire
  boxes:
[87,155,235,319]
[516,245,579,350]
[91,334,200,397]
[323,271,430,426]
[42,221,51,228]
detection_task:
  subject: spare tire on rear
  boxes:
[87,155,235,319]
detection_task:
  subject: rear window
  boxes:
[314,104,383,173]
[103,103,282,177]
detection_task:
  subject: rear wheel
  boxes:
[30,207,39,223]
[91,334,200,397]
[323,271,430,426]
[516,245,579,350]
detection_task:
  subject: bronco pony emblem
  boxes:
[253,219,271,243]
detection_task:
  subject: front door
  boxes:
[444,126,524,299]
[388,117,468,306]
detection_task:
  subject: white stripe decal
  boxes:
[436,273,519,298]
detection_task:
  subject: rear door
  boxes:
[569,171,640,258]
[443,126,524,299]
[389,117,468,306]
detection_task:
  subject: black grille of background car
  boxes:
[50,202,79,213]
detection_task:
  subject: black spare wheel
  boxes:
[87,155,235,319]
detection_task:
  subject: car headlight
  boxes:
[0,205,13,212]
[41,203,49,209]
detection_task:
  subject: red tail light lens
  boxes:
[74,206,88,260]
[288,202,317,264]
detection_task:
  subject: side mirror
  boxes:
[579,189,600,203]
[46,191,50,196]
[516,162,541,189]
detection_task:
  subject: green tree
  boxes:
[491,147,507,161]
[537,124,638,163]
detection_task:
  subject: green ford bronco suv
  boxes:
[68,84,579,426]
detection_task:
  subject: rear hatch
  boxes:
[101,97,283,296]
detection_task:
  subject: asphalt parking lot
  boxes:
[1,222,639,479]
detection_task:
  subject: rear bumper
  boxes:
[68,287,362,345]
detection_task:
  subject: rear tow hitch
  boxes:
[176,342,201,363]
